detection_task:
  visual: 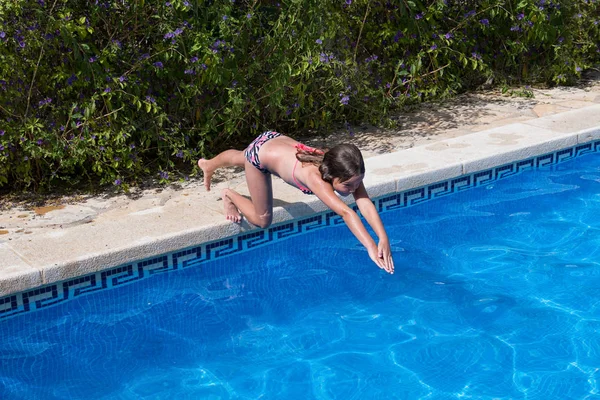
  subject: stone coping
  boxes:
[1,104,600,297]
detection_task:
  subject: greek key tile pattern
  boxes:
[2,141,599,320]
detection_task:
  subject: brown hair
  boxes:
[296,143,365,183]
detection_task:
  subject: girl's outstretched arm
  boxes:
[353,183,394,274]
[307,175,393,273]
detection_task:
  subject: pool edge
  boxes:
[1,105,600,306]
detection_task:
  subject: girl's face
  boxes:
[332,174,364,197]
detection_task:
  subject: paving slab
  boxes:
[0,245,42,294]
[523,104,600,133]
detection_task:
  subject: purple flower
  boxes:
[37,139,44,145]
[119,76,127,82]
[176,150,184,158]
[479,19,489,26]
[153,61,164,68]
[415,13,423,20]
[114,179,121,185]
[340,94,350,105]
[89,56,98,63]
[190,56,198,63]
[445,32,453,39]
[576,67,582,72]
[0,32,5,38]
[146,96,155,103]
[222,15,228,20]
[104,87,111,93]
[159,171,169,179]
[0,145,4,151]
[430,44,437,50]
[346,0,352,4]
[510,26,520,32]
[247,13,252,19]
[184,69,195,75]
[183,1,190,5]
[0,130,4,136]
[464,10,476,18]
[316,39,322,45]
[558,37,564,43]
[517,13,525,20]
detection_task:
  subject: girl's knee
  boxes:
[256,211,272,229]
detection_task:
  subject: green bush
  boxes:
[0,0,598,191]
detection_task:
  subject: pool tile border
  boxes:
[1,140,599,320]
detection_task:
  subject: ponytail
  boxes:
[295,143,327,167]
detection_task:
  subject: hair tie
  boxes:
[296,143,324,155]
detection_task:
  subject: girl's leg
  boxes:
[221,160,273,228]
[198,149,245,191]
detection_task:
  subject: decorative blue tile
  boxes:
[451,175,472,191]
[575,143,594,156]
[172,246,203,269]
[63,275,104,298]
[428,181,452,199]
[103,264,142,288]
[2,140,599,320]
[473,170,494,186]
[536,153,555,168]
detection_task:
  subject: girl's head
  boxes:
[296,143,365,196]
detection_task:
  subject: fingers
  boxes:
[382,252,394,274]
[373,254,392,274]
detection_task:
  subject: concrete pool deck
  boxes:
[1,79,600,296]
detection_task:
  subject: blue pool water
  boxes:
[2,153,600,399]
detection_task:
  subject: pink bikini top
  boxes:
[292,160,313,195]
[292,143,324,195]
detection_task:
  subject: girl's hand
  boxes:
[377,239,394,274]
[368,244,394,274]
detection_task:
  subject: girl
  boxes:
[198,131,394,273]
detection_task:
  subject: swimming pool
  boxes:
[1,144,600,399]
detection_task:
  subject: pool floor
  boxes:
[1,154,600,399]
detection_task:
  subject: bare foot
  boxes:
[197,158,214,191]
[221,189,242,223]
